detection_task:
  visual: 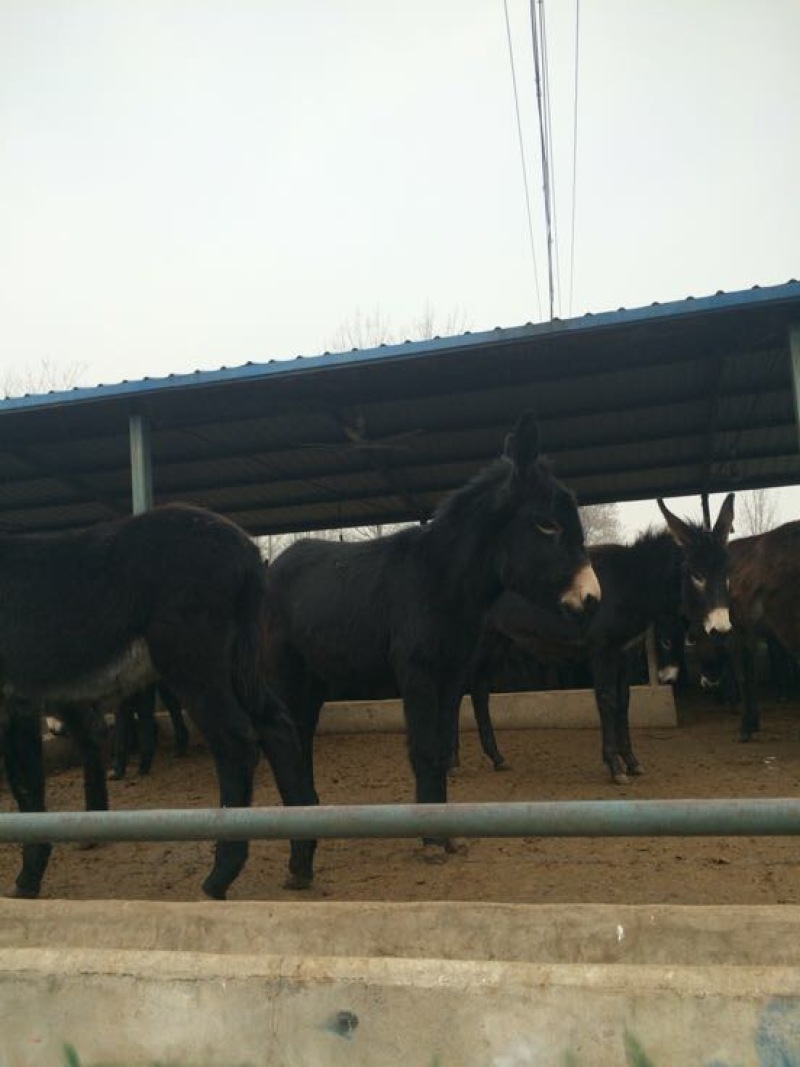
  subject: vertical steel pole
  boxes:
[789,325,800,453]
[701,492,711,530]
[645,625,659,687]
[129,414,153,514]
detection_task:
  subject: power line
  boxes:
[537,0,562,316]
[568,0,581,316]
[503,0,543,320]
[529,0,556,320]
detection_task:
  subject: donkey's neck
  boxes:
[621,530,682,613]
[424,459,510,612]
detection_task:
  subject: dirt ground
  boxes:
[3,694,800,906]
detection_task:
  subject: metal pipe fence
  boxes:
[1,798,800,844]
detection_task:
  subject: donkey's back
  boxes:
[0,504,263,703]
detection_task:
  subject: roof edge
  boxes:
[2,279,799,415]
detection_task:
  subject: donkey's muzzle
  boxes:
[560,563,602,613]
[704,607,732,635]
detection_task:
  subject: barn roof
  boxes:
[2,280,800,535]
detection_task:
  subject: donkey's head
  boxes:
[653,609,688,685]
[495,412,601,614]
[687,625,733,691]
[657,493,735,637]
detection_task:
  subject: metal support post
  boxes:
[129,414,153,514]
[701,492,711,530]
[645,625,659,687]
[789,325,800,453]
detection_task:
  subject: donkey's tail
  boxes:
[231,563,289,726]
[232,561,307,811]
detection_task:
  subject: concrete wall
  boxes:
[44,686,677,772]
[320,685,677,733]
[1,899,798,1066]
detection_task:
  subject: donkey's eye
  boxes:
[690,572,707,590]
[660,638,672,650]
[536,522,561,537]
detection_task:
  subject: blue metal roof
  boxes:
[1,279,799,534]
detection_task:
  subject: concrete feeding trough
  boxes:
[0,899,797,1066]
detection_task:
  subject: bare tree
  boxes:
[329,307,397,352]
[736,487,780,537]
[580,502,623,545]
[329,302,470,353]
[2,358,88,400]
[322,303,470,542]
[406,301,470,342]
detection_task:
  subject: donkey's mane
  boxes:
[429,456,513,530]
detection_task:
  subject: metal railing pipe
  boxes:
[1,798,800,844]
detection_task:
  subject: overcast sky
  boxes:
[1,1,798,534]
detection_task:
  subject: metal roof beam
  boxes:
[7,454,799,537]
[0,341,786,453]
[0,393,792,497]
[0,417,796,519]
[325,407,430,521]
[0,447,123,520]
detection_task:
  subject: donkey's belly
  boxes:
[5,639,158,705]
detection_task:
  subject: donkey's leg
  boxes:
[614,655,643,776]
[437,674,471,857]
[281,678,324,890]
[404,673,447,806]
[159,685,189,757]
[402,672,454,860]
[590,648,628,784]
[184,689,260,901]
[470,680,509,771]
[109,701,134,780]
[4,706,52,899]
[152,613,262,899]
[58,704,109,812]
[131,687,158,776]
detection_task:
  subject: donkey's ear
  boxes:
[713,492,735,544]
[657,498,695,548]
[507,411,540,481]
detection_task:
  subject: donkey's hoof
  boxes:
[108,769,125,781]
[611,771,630,786]
[283,872,313,891]
[493,759,511,772]
[626,762,644,777]
[201,878,227,901]
[7,884,40,900]
[739,732,756,743]
[444,837,467,855]
[420,843,449,865]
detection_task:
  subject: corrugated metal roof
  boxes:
[1,280,799,534]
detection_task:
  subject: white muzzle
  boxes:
[560,563,602,612]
